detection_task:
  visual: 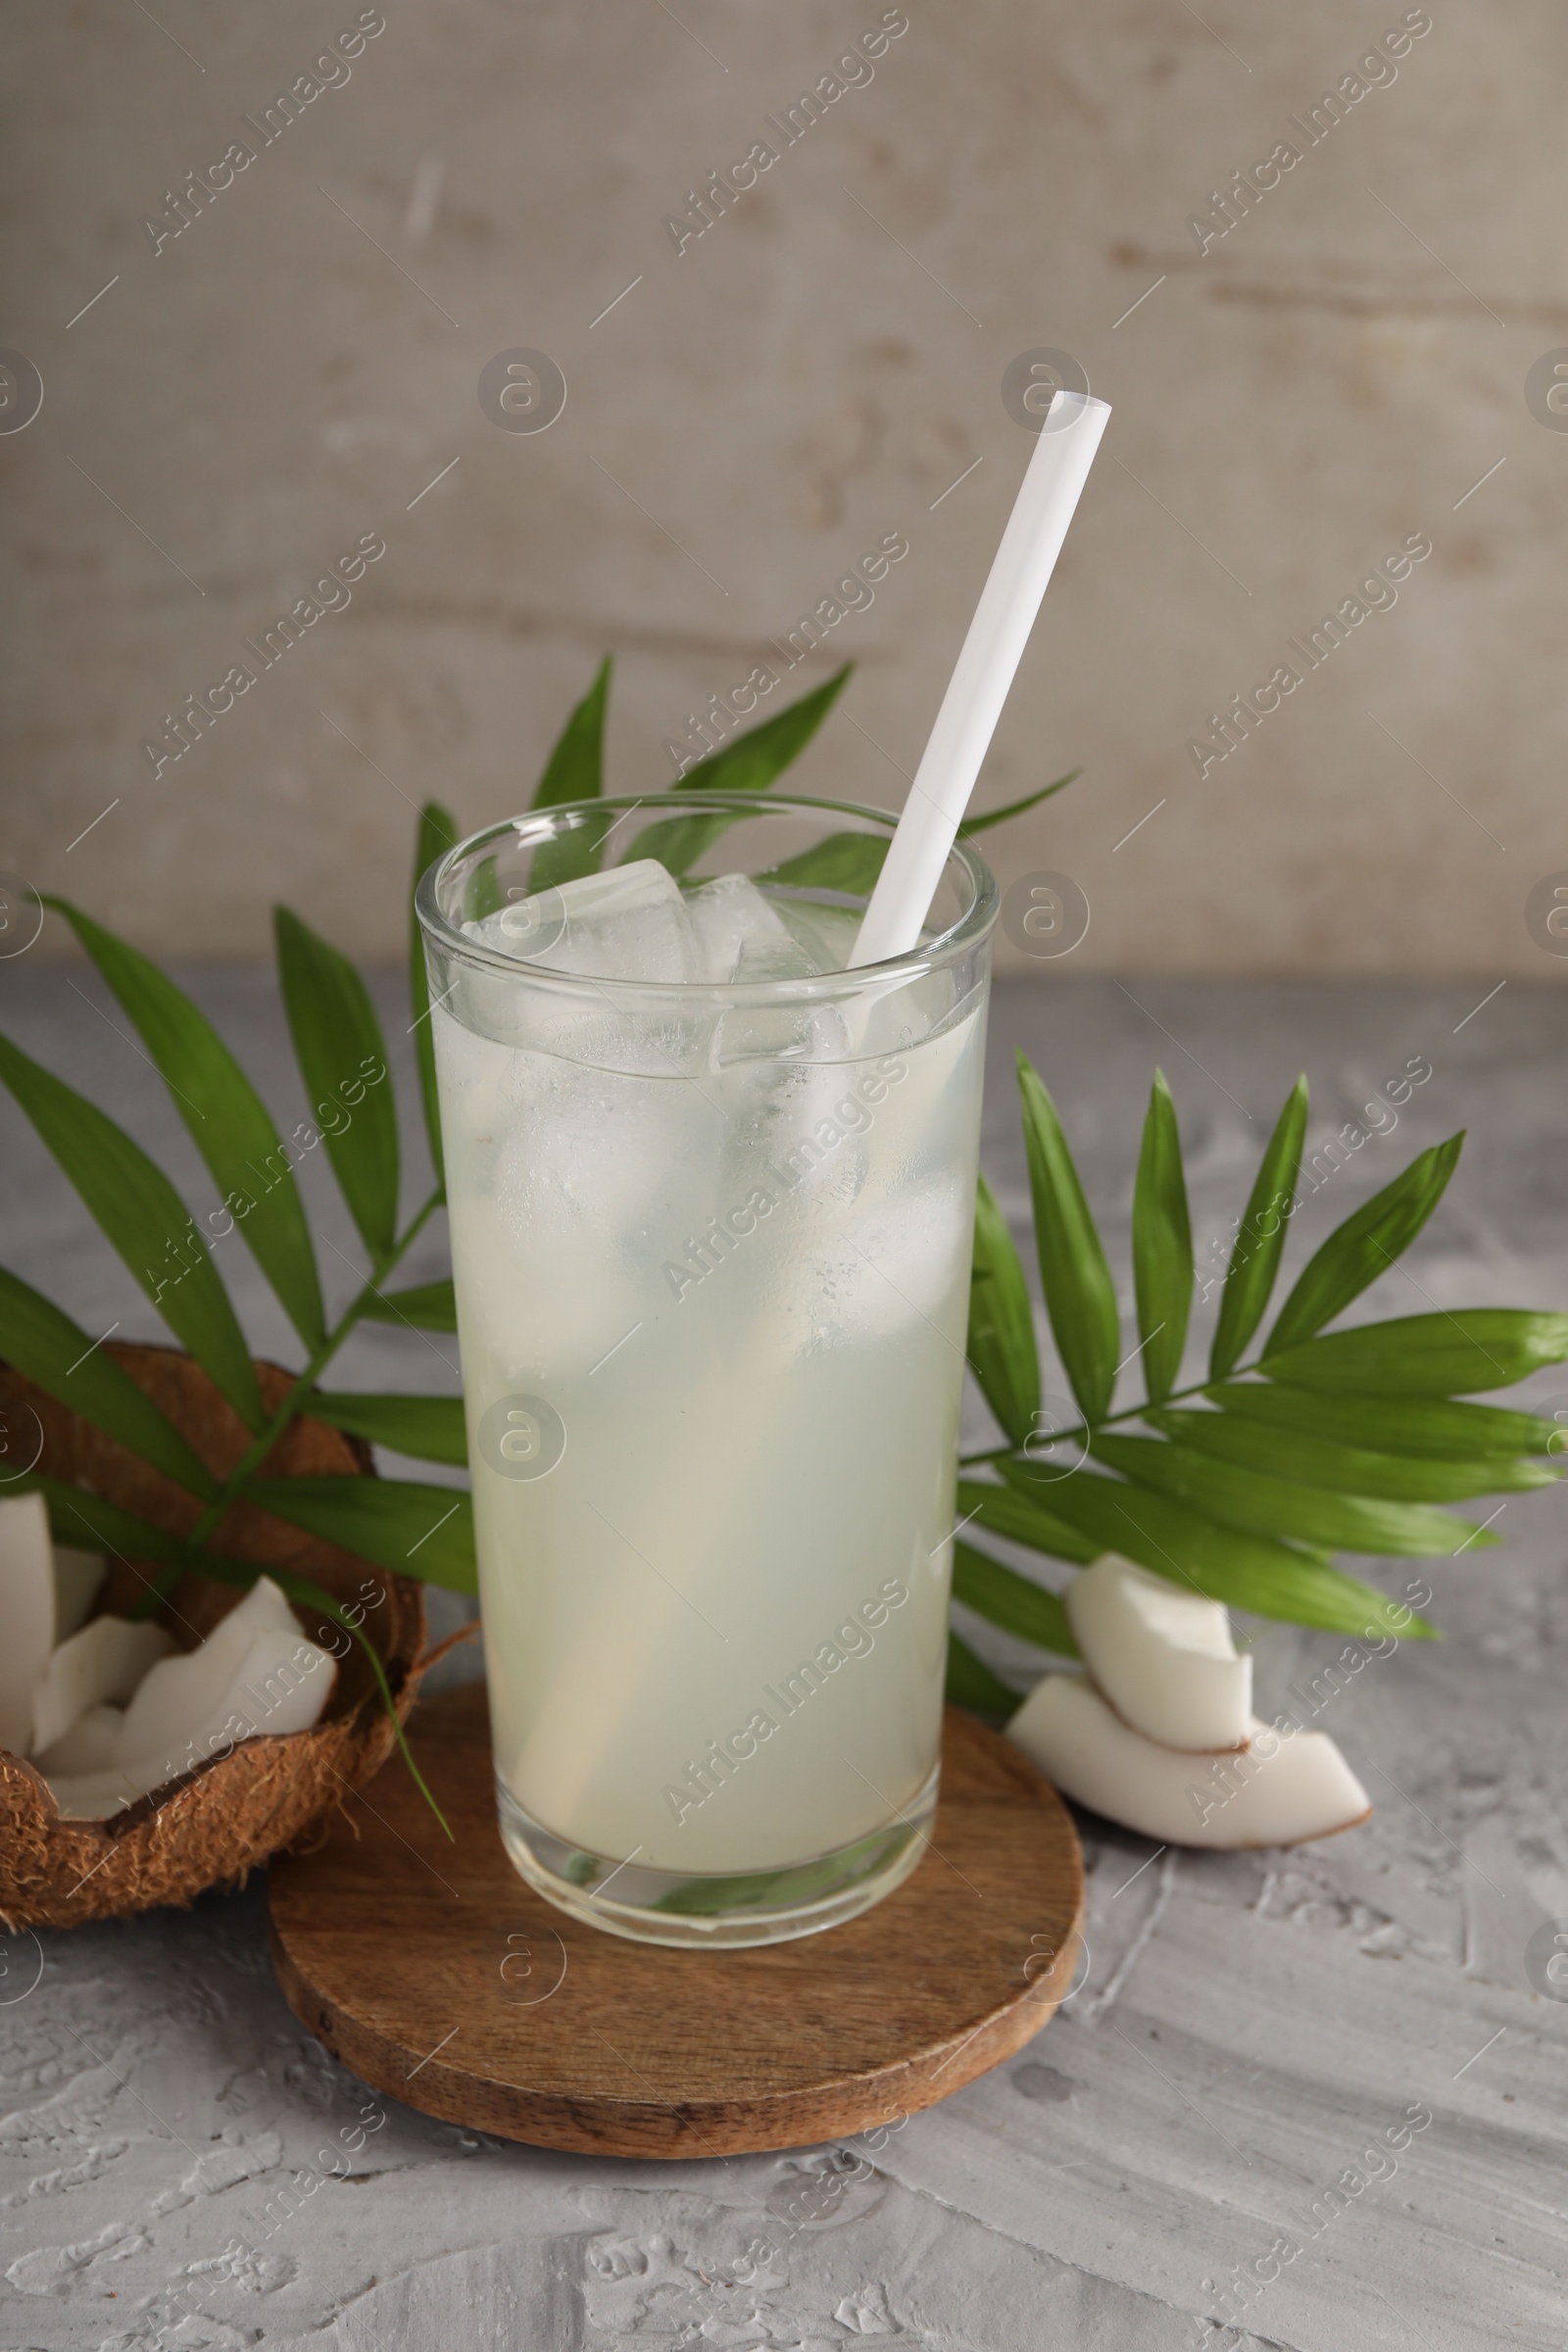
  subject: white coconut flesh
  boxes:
[45,1611,340,1820]
[114,1578,294,1761]
[110,1573,332,1749]
[34,1702,123,1776]
[1008,1672,1372,1849]
[1065,1553,1251,1751]
[0,1494,64,1756]
[31,1616,176,1755]
[2,1496,342,1815]
[3,1559,339,1820]
[121,1620,335,1769]
[53,1545,107,1640]
[48,1624,339,1816]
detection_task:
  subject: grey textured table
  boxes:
[1,968,1565,2352]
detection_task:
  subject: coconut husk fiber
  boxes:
[0,1342,435,1930]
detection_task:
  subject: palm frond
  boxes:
[952,1057,1567,1690]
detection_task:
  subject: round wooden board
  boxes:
[269,1684,1084,2159]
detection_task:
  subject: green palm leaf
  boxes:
[1015,1054,1120,1424]
[1265,1134,1464,1357]
[1209,1077,1307,1379]
[956,1476,1100,1565]
[532,655,612,808]
[409,801,459,1188]
[634,667,853,875]
[1260,1310,1568,1396]
[624,811,745,881]
[945,1628,1017,1716]
[729,769,1084,907]
[1149,1404,1556,1501]
[46,900,328,1352]
[0,1035,263,1431]
[526,658,617,891]
[0,1265,217,1501]
[1007,1463,1432,1639]
[358,1278,459,1333]
[1132,1070,1192,1403]
[273,907,400,1261]
[1091,1432,1495,1556]
[1209,1382,1562,1458]
[758,832,889,897]
[307,1391,467,1466]
[246,1476,476,1593]
[21,1473,184,1569]
[685,666,851,791]
[953,1541,1077,1655]
[966,1174,1041,1447]
[957,772,1081,835]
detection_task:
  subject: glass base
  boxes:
[495,1766,939,1949]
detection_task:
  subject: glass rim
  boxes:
[415,790,999,1001]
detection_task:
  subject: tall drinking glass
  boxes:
[416,794,998,1946]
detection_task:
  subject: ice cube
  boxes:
[733,930,815,984]
[710,994,852,1072]
[683,873,813,985]
[444,1031,722,1377]
[492,1053,720,1241]
[698,899,847,1071]
[464,859,695,985]
[792,1172,974,1348]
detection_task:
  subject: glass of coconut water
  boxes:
[416,793,997,1946]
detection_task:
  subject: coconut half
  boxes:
[1008,1672,1371,1849]
[1065,1553,1251,1751]
[0,1343,429,1930]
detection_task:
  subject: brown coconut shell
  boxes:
[0,1342,438,1931]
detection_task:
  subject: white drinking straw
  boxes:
[850,388,1111,967]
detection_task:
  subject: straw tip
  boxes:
[1048,388,1111,423]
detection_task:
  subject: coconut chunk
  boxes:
[1008,1672,1371,1849]
[222,1574,301,1639]
[1065,1553,1251,1751]
[30,1616,176,1756]
[34,1702,123,1776]
[170,1622,338,1757]
[46,1615,339,1820]
[53,1546,107,1641]
[114,1577,318,1766]
[0,1494,59,1756]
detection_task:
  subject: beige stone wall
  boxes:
[3,0,1563,974]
